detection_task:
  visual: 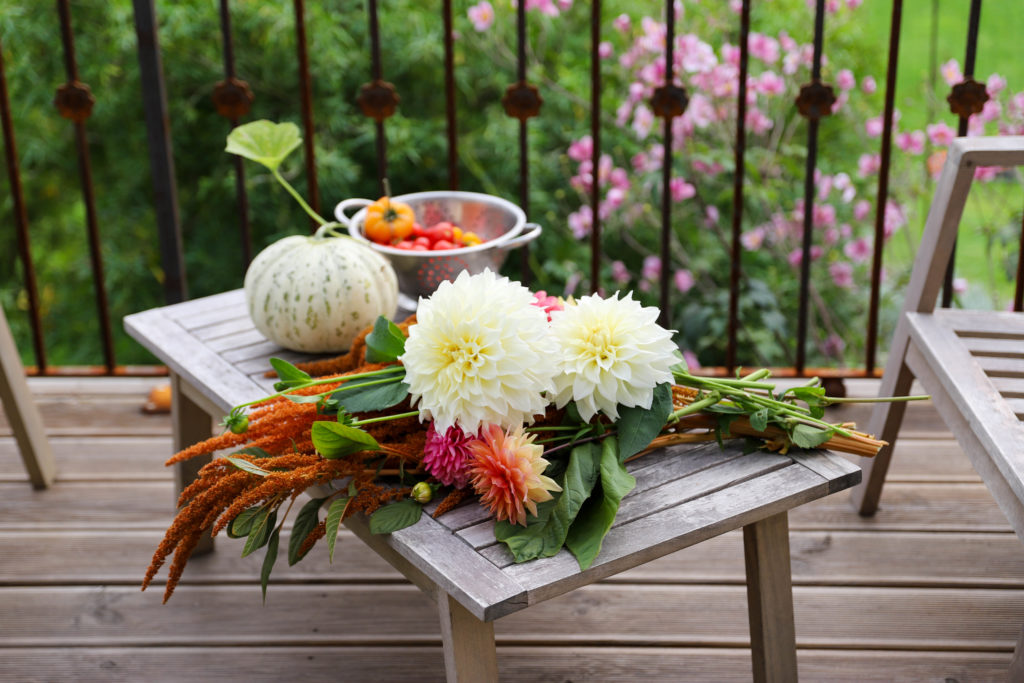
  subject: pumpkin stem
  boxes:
[313,222,349,240]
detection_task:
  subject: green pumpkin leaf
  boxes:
[260,528,281,603]
[369,498,423,534]
[270,357,312,391]
[494,441,601,563]
[616,382,673,462]
[227,505,263,539]
[225,120,302,172]
[565,437,637,570]
[365,316,407,363]
[224,456,271,477]
[790,423,833,449]
[288,497,326,566]
[242,509,277,558]
[325,493,354,563]
[332,368,408,413]
[311,421,380,458]
[749,408,770,432]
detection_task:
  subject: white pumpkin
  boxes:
[244,227,398,353]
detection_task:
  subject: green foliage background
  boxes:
[0,0,1021,369]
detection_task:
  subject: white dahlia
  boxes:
[549,292,678,422]
[401,269,557,433]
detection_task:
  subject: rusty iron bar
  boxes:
[133,0,188,304]
[516,0,531,284]
[218,0,254,262]
[726,0,752,372]
[367,0,388,193]
[56,0,115,374]
[865,0,903,375]
[942,0,983,308]
[1015,202,1024,312]
[293,0,321,227]
[657,0,677,329]
[794,0,827,375]
[589,0,601,294]
[0,38,47,371]
[442,0,458,190]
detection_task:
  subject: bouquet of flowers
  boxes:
[143,269,891,602]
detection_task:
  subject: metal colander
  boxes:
[335,191,542,303]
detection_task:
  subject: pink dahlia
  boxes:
[467,424,561,526]
[531,290,564,320]
[423,422,475,489]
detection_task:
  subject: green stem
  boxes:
[352,410,419,426]
[273,168,330,225]
[526,425,582,432]
[668,393,721,422]
[232,367,401,412]
[823,395,931,404]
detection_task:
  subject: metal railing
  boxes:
[1,0,1019,378]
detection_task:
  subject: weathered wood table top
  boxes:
[126,288,862,681]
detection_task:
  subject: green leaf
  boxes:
[242,509,277,558]
[270,357,312,391]
[224,456,271,477]
[494,441,602,562]
[565,437,637,570]
[311,421,380,458]
[616,382,673,462]
[325,494,354,562]
[784,386,828,407]
[749,408,770,432]
[369,498,423,534]
[790,423,833,449]
[288,497,325,566]
[282,393,329,404]
[234,446,273,459]
[332,368,408,413]
[364,316,407,363]
[261,527,280,603]
[225,120,302,172]
[227,505,263,539]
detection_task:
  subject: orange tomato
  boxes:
[363,197,415,244]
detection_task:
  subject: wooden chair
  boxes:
[850,135,1024,672]
[0,305,55,488]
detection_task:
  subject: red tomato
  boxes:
[432,239,457,250]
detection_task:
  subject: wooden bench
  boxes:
[850,135,1024,675]
[126,289,861,682]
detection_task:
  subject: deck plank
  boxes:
[0,647,1009,683]
[0,376,1020,681]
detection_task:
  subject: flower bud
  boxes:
[411,481,433,504]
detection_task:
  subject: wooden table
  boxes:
[125,289,861,683]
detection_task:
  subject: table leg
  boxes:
[743,511,798,683]
[438,591,499,683]
[171,373,215,555]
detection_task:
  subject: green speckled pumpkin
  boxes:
[243,227,398,353]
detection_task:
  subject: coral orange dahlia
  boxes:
[467,424,562,526]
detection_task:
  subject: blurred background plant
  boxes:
[0,0,1021,369]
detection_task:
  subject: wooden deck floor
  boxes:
[1,377,1021,681]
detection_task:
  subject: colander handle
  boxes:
[501,222,542,249]
[334,198,374,230]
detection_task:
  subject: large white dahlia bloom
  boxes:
[549,292,677,422]
[401,269,557,433]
